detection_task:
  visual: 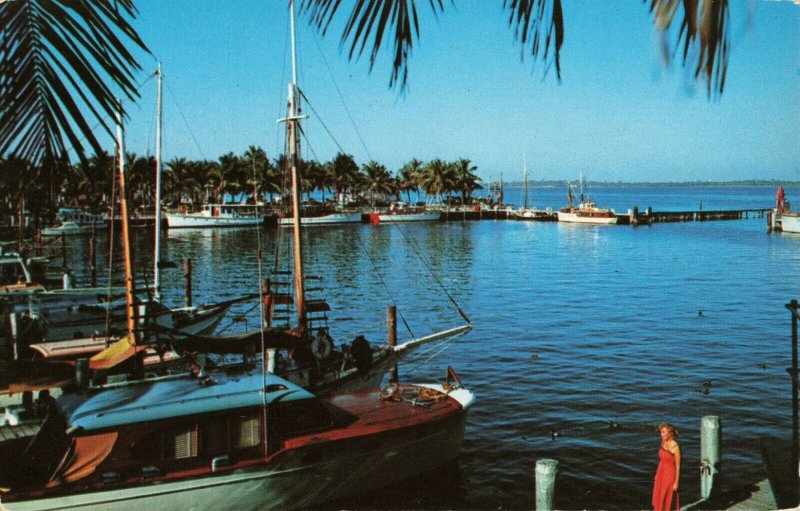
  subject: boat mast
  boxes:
[153,63,163,301]
[579,171,585,204]
[287,0,307,330]
[116,102,137,345]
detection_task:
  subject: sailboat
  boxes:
[169,6,470,392]
[514,154,555,221]
[557,171,618,225]
[0,7,473,506]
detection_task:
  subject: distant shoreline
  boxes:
[503,180,799,188]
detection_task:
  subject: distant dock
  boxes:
[618,207,771,225]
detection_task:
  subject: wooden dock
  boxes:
[618,208,770,225]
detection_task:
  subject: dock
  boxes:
[618,208,770,225]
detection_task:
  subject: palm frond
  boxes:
[0,0,149,165]
[647,0,730,96]
[503,0,564,79]
[300,0,446,90]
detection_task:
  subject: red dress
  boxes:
[652,447,678,511]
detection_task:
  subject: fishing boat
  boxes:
[164,202,265,229]
[0,366,472,511]
[277,203,362,226]
[774,186,800,233]
[781,212,800,233]
[557,172,618,225]
[370,202,440,223]
[41,209,107,237]
[514,155,555,221]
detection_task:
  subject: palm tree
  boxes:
[361,160,394,207]
[1,0,150,165]
[452,158,483,205]
[329,152,361,204]
[398,159,424,204]
[300,0,728,96]
[419,158,455,204]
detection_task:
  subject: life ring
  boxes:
[310,332,332,360]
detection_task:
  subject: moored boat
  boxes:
[164,203,265,229]
[0,367,473,511]
[277,203,362,226]
[370,202,440,223]
[557,173,618,225]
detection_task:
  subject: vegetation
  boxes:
[0,150,483,226]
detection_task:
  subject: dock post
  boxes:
[789,299,799,500]
[184,258,192,308]
[62,271,74,290]
[387,305,398,384]
[535,458,558,511]
[700,415,721,499]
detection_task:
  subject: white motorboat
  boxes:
[165,203,264,228]
[557,173,618,225]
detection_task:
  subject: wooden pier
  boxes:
[618,208,770,225]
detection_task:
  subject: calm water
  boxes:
[65,185,799,510]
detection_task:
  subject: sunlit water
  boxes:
[63,186,799,510]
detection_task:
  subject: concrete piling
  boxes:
[535,458,558,511]
[700,415,721,500]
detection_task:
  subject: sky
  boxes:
[115,0,800,183]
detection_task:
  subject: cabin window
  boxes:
[231,414,261,449]
[166,425,198,460]
[203,418,228,455]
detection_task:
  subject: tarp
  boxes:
[46,432,118,487]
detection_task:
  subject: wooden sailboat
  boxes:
[0,10,474,504]
[514,154,555,221]
[169,7,470,392]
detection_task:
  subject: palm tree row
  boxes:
[0,148,483,225]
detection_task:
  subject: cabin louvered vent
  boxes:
[174,427,199,459]
[233,415,260,449]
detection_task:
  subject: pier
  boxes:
[619,208,770,225]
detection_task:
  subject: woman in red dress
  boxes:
[652,423,681,511]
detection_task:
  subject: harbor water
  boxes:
[63,185,799,510]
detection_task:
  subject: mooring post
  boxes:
[790,299,799,498]
[62,271,73,290]
[184,258,193,308]
[535,458,558,511]
[89,229,97,287]
[387,305,398,384]
[700,415,721,500]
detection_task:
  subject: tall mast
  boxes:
[116,102,137,345]
[153,63,163,301]
[286,0,307,330]
[579,171,585,203]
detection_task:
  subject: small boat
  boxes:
[165,203,265,229]
[370,202,440,223]
[781,212,800,233]
[277,203,362,226]
[41,209,107,237]
[0,367,473,511]
[514,155,556,221]
[774,186,800,233]
[557,172,618,225]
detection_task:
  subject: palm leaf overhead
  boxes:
[0,0,149,165]
[301,0,729,96]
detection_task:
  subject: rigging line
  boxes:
[402,341,454,378]
[299,91,346,155]
[309,31,372,161]
[346,229,416,340]
[164,83,206,161]
[388,223,472,326]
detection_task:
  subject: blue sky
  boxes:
[119,0,800,183]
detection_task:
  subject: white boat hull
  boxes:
[7,389,470,511]
[557,211,618,225]
[377,212,440,223]
[165,213,263,228]
[782,213,800,233]
[277,212,362,226]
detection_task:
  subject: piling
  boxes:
[89,228,97,287]
[535,458,558,511]
[700,415,721,499]
[387,305,398,384]
[62,271,74,290]
[184,258,193,308]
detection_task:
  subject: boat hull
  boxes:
[277,212,362,226]
[557,211,618,225]
[164,213,263,228]
[377,212,440,223]
[782,213,800,233]
[6,391,469,511]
